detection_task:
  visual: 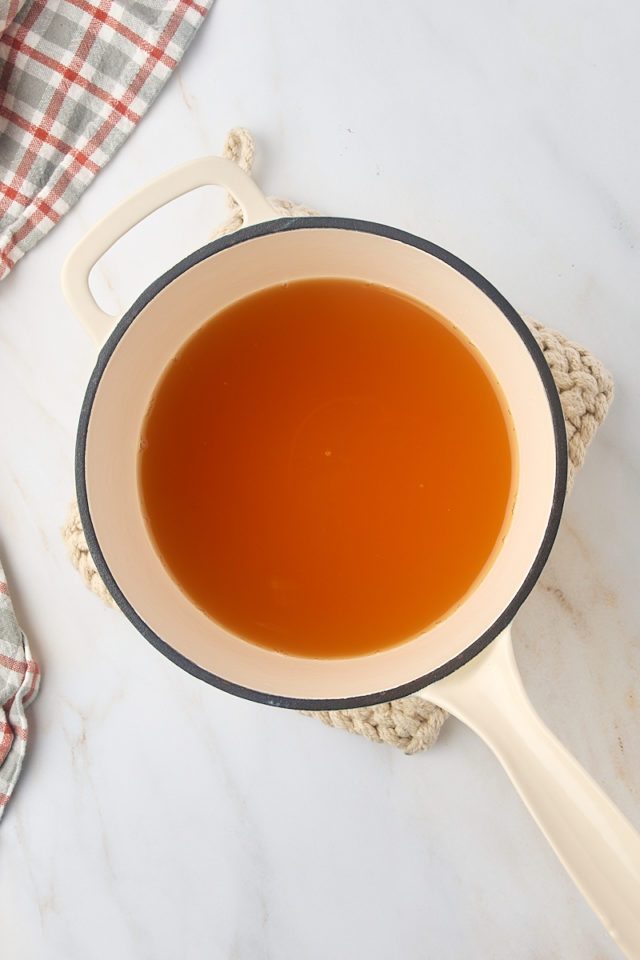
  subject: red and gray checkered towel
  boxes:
[0,562,40,820]
[0,0,213,816]
[0,0,213,278]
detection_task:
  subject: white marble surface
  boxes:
[1,1,639,957]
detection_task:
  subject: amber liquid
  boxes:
[139,278,514,658]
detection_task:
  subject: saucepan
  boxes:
[61,156,640,956]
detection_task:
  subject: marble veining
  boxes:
[1,1,639,957]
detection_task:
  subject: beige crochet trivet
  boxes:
[62,128,613,755]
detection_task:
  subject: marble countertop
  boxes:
[1,1,639,957]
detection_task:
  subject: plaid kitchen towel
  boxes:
[1,0,28,35]
[0,0,213,279]
[0,560,40,821]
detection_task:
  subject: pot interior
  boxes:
[79,221,564,706]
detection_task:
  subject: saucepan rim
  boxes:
[76,216,568,710]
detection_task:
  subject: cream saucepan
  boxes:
[62,156,640,956]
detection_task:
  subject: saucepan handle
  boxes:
[423,627,640,958]
[60,156,279,347]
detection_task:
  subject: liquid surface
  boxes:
[139,278,514,658]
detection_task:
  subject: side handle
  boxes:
[61,156,279,346]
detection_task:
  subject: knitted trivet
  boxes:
[62,129,614,755]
